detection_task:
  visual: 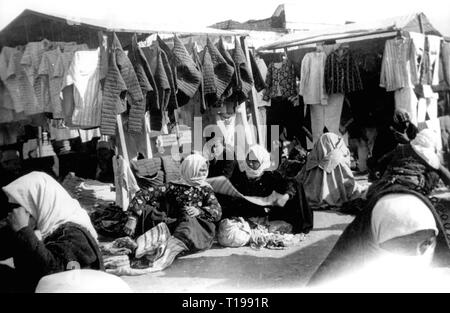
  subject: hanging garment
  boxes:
[442,42,450,87]
[263,59,297,101]
[172,34,202,107]
[380,37,419,92]
[394,87,418,126]
[325,48,363,95]
[249,51,266,92]
[229,36,254,104]
[101,47,128,136]
[300,51,328,105]
[216,37,236,100]
[157,36,179,113]
[420,35,442,86]
[409,32,425,75]
[201,43,217,109]
[190,43,207,113]
[0,47,39,114]
[309,93,344,144]
[113,155,140,210]
[63,48,102,128]
[297,133,364,209]
[112,34,145,134]
[206,37,234,104]
[254,56,271,108]
[129,34,159,114]
[38,48,66,118]
[20,39,52,113]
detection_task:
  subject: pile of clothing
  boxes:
[61,172,115,209]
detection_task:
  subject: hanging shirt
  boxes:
[300,51,328,105]
[263,59,297,101]
[325,48,363,95]
[0,47,40,115]
[20,40,52,113]
[63,48,102,128]
[380,37,419,92]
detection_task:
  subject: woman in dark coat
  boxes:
[0,171,104,293]
[219,144,313,234]
[308,129,450,288]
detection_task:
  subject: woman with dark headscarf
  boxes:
[368,109,418,180]
[219,145,313,234]
[0,172,103,293]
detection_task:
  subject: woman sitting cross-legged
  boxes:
[218,144,313,234]
[123,154,222,271]
[0,171,104,293]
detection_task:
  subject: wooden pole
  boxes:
[242,36,263,146]
[145,111,153,158]
[37,126,43,158]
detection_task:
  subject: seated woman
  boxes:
[123,154,222,271]
[296,132,364,210]
[368,109,418,180]
[0,171,104,293]
[219,145,313,234]
[367,128,450,199]
[205,137,237,179]
[308,129,450,288]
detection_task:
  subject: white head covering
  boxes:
[240,145,271,179]
[2,171,98,240]
[371,194,438,245]
[410,129,441,170]
[175,154,210,188]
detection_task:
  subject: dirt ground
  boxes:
[121,210,354,293]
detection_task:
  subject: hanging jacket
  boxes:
[172,34,202,106]
[229,36,254,104]
[216,37,236,102]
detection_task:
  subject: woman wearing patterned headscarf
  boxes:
[124,154,222,272]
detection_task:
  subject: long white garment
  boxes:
[300,52,328,105]
[113,156,140,211]
[427,35,442,86]
[394,87,418,126]
[310,93,344,144]
[2,171,98,240]
[63,48,102,128]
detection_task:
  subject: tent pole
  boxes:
[242,36,263,145]
[418,13,424,34]
[37,126,43,157]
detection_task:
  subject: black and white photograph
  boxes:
[0,0,450,297]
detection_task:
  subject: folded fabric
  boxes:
[132,157,162,177]
[135,222,171,258]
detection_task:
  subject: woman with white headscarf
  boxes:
[308,129,450,287]
[220,144,313,234]
[296,132,364,209]
[124,154,222,271]
[0,171,103,293]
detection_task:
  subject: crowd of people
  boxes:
[1,108,450,291]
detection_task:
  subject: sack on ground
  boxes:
[217,217,251,247]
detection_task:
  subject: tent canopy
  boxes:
[0,9,248,48]
[258,12,442,51]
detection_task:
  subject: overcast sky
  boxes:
[0,0,449,36]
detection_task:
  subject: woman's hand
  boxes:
[7,207,30,232]
[275,194,290,207]
[184,206,201,218]
[123,217,137,237]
